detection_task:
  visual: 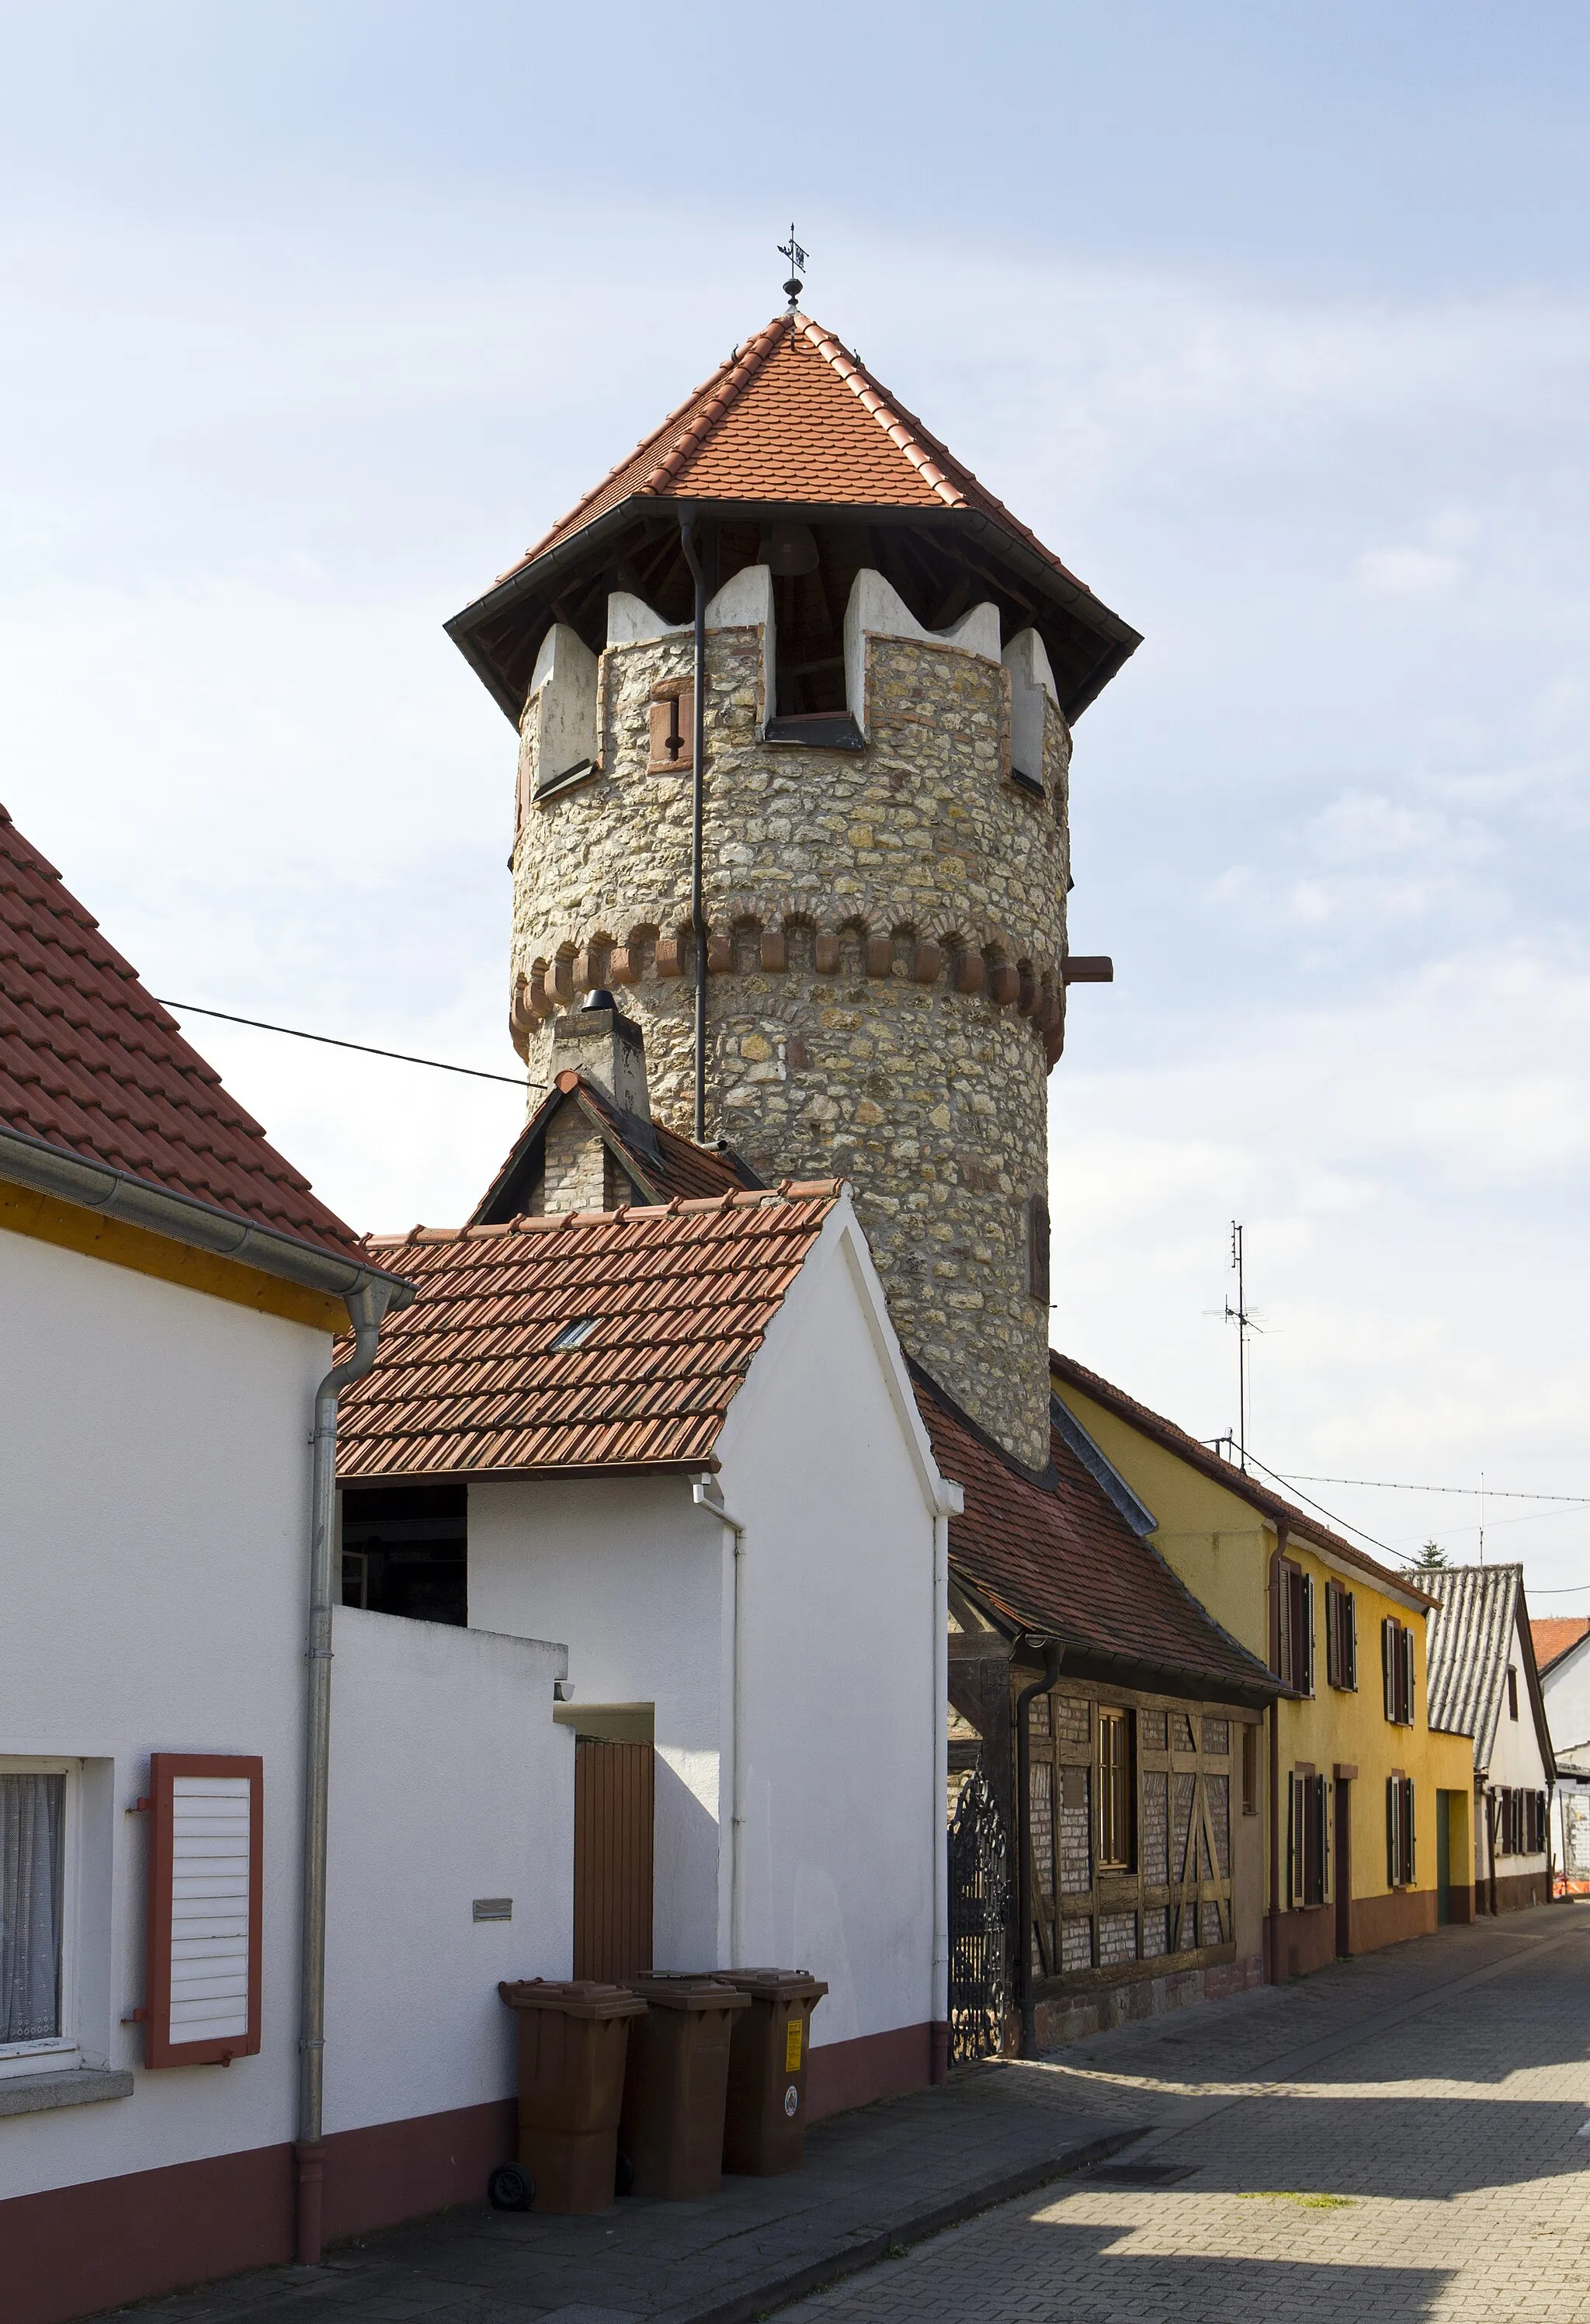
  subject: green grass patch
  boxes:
[1238,2190,1356,2211]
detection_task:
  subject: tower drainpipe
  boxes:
[679,513,708,1143]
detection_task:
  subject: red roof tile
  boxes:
[502,312,1090,593]
[337,1185,839,1482]
[917,1370,1278,1700]
[1532,1616,1590,1675]
[0,804,367,1264]
[1050,1351,1436,1609]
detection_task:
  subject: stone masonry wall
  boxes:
[507,613,1072,1468]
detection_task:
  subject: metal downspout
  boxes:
[295,1277,398,2265]
[930,1502,952,2083]
[694,1479,746,1964]
[679,515,709,1145]
[1015,1640,1064,2058]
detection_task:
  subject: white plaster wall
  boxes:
[0,1227,327,2202]
[322,1610,572,2136]
[843,568,1001,740]
[1481,1613,1554,1881]
[466,1473,727,1969]
[525,622,598,788]
[1002,627,1059,783]
[1542,1640,1590,1758]
[713,1210,941,2051]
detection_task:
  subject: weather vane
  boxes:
[777,224,807,335]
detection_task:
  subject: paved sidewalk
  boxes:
[779,1901,1590,2324]
[109,1906,1590,2324]
[104,2065,1139,2324]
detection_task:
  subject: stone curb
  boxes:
[660,2124,1150,2324]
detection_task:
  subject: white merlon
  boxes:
[524,623,599,785]
[843,569,1002,740]
[1002,628,1060,784]
[607,568,777,721]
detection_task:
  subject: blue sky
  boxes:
[3,4,1589,1600]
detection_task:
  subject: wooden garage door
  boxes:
[573,1739,654,1981]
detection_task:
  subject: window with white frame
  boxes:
[0,1760,75,2074]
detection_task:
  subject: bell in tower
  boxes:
[446,305,1139,1471]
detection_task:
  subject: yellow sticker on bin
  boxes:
[785,2019,803,2072]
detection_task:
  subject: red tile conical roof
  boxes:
[499,311,1089,592]
[0,804,368,1265]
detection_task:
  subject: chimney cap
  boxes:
[581,987,617,1013]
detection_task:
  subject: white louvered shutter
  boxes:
[145,1755,262,2068]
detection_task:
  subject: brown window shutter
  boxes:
[1400,1626,1415,1725]
[144,1754,263,2070]
[1325,1583,1340,1690]
[1347,1591,1358,1690]
[1026,1194,1051,1304]
[1386,1776,1397,1887]
[1276,1562,1293,1683]
[1405,1779,1416,1885]
[1382,1619,1395,1721]
[1300,1574,1315,1696]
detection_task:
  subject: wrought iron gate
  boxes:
[947,1758,1012,2063]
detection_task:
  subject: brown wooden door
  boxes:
[573,1739,654,1981]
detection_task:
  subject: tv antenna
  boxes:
[777,224,807,335]
[1224,1221,1261,1471]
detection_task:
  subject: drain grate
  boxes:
[1086,2162,1196,2189]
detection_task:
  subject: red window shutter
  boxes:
[144,1754,263,2070]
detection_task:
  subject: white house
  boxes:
[0,804,575,2324]
[1424,1566,1556,1914]
[338,1031,959,2117]
[1531,1618,1590,1892]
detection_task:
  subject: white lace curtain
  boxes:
[1,1773,64,2045]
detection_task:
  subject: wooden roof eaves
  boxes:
[446,497,1143,729]
[338,1454,721,1490]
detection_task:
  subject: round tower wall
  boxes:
[509,614,1072,1471]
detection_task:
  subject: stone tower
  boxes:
[447,311,1138,1470]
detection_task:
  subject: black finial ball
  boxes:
[784,276,803,301]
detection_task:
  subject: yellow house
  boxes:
[1052,1353,1476,1978]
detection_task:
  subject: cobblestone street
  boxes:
[782,1902,1590,2324]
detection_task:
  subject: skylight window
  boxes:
[547,1316,600,1353]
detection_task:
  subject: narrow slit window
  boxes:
[1098,1708,1132,1871]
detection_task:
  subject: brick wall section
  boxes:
[508,617,1073,1467]
[531,1108,612,1215]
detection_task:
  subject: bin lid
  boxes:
[714,1968,829,2002]
[628,1974,752,2013]
[498,1977,647,2019]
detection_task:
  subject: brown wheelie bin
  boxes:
[498,1978,647,2213]
[618,1975,751,2198]
[717,1968,828,2175]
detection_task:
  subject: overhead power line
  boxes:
[1271,1470,1590,1507]
[156,999,542,1090]
[1233,1450,1401,1559]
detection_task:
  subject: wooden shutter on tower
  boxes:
[144,1754,263,2069]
